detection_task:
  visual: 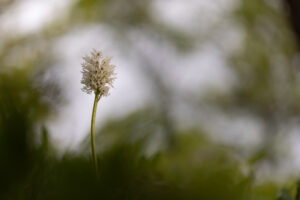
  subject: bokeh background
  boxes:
[1,0,300,199]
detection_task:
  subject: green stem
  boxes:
[91,92,100,175]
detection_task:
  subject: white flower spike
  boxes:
[81,49,117,175]
[81,49,117,96]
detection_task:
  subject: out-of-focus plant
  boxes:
[0,65,60,199]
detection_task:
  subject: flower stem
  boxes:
[91,92,100,175]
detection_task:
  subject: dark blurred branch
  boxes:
[284,0,300,46]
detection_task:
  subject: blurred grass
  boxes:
[0,67,279,199]
[0,66,279,199]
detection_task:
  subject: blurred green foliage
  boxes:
[210,0,300,168]
[0,69,280,199]
[0,67,281,199]
[1,0,300,199]
[230,0,300,118]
